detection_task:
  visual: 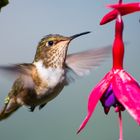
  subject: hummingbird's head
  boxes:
[34,31,91,68]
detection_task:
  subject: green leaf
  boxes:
[0,0,9,11]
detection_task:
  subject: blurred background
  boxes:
[0,0,140,140]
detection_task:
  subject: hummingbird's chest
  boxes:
[34,61,65,96]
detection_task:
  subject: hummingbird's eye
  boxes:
[47,41,54,46]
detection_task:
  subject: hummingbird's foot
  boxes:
[39,103,47,110]
[4,96,10,104]
[29,106,36,112]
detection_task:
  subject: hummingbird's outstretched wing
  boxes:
[65,46,111,82]
[0,63,34,75]
[0,63,35,88]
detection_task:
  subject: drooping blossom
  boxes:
[77,2,140,140]
[100,2,140,25]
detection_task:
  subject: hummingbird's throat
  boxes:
[34,60,65,90]
[45,41,69,68]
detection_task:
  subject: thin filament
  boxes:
[118,111,123,140]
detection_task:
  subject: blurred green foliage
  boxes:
[0,0,9,11]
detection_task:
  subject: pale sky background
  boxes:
[0,0,140,140]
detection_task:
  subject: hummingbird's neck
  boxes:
[34,45,68,69]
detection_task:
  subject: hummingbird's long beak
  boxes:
[70,31,91,40]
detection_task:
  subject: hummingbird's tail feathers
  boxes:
[0,99,20,121]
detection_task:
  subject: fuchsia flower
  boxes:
[100,2,140,25]
[77,1,140,140]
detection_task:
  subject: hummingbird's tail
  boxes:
[0,98,21,121]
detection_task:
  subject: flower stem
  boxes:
[119,0,122,4]
[118,111,123,140]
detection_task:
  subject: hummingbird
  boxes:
[0,31,111,120]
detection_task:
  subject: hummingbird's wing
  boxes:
[65,46,111,83]
[0,63,35,88]
[0,63,34,75]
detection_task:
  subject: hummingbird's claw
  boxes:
[28,106,36,112]
[4,96,10,104]
[39,103,47,110]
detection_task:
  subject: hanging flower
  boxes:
[100,2,140,25]
[77,2,140,140]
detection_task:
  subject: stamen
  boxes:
[118,111,123,140]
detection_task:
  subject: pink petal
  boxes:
[100,2,140,25]
[112,69,140,125]
[108,2,140,12]
[100,9,118,25]
[77,71,113,133]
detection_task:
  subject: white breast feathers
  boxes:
[34,61,65,88]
